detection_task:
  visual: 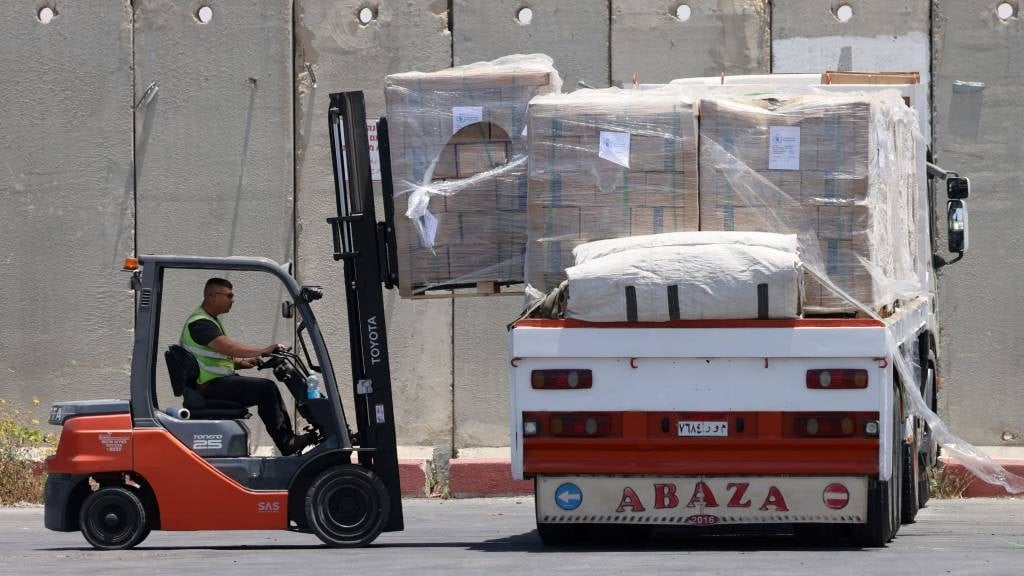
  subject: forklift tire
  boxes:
[78,487,150,550]
[305,465,389,547]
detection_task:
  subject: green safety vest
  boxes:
[179,307,235,385]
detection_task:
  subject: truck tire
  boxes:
[305,465,389,547]
[901,438,920,524]
[852,383,902,547]
[918,364,938,509]
[78,486,150,550]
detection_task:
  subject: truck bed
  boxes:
[508,298,928,481]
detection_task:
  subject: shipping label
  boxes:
[599,131,631,168]
[768,126,800,170]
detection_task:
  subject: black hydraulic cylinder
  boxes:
[326,91,403,532]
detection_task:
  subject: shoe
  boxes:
[281,432,314,456]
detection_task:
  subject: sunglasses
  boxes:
[215,292,234,300]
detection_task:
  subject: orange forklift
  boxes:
[43,92,404,549]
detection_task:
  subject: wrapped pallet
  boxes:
[697,91,921,313]
[385,54,561,297]
[525,87,700,297]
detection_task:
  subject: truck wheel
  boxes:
[305,465,389,547]
[901,437,920,524]
[537,522,581,546]
[852,383,903,547]
[918,364,937,509]
[78,487,150,550]
[918,450,933,509]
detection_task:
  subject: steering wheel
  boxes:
[256,346,292,370]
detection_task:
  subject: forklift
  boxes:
[43,92,405,549]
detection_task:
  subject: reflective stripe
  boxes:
[200,364,234,376]
[180,343,230,360]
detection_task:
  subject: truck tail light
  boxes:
[795,415,855,437]
[550,413,611,437]
[806,369,868,389]
[783,412,878,438]
[531,369,592,390]
[522,411,622,438]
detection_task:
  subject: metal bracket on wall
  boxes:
[304,62,318,88]
[135,82,158,110]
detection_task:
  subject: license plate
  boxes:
[677,420,728,437]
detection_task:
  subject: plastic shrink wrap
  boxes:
[688,84,1024,495]
[385,54,561,297]
[519,76,1024,495]
[697,91,922,313]
[524,87,700,298]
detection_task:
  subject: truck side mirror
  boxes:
[947,176,970,199]
[281,301,294,319]
[947,199,968,253]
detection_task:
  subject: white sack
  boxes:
[573,231,800,265]
[565,233,802,322]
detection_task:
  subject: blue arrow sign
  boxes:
[554,482,583,511]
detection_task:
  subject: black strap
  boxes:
[757,283,769,319]
[667,285,680,321]
[625,286,638,322]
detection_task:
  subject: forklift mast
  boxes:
[326,91,403,532]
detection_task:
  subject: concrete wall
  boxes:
[772,0,932,139]
[1,0,1019,452]
[134,0,295,448]
[293,0,454,447]
[453,0,610,88]
[0,1,134,419]
[611,0,770,84]
[931,1,1024,445]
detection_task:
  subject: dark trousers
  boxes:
[203,375,293,451]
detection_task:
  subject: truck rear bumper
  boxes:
[535,475,869,525]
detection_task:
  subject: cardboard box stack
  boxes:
[525,88,700,294]
[384,54,561,297]
[698,92,920,313]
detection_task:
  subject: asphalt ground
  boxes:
[1,497,1022,575]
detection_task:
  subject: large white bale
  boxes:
[565,232,802,322]
[573,231,800,264]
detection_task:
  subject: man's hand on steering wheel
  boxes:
[255,343,291,370]
[261,343,290,357]
[236,357,260,369]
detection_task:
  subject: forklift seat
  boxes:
[164,345,250,420]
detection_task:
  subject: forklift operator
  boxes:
[180,278,313,456]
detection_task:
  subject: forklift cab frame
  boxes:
[129,254,351,451]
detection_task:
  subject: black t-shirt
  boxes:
[189,319,224,346]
